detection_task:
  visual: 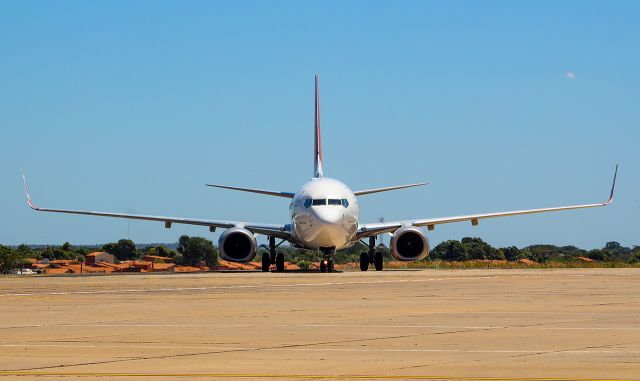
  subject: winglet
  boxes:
[607,164,618,204]
[21,169,37,210]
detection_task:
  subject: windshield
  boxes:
[305,198,350,208]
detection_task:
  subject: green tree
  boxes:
[431,240,468,261]
[40,246,75,260]
[142,245,177,258]
[502,246,522,261]
[462,237,487,260]
[177,235,217,266]
[16,244,33,261]
[0,245,19,274]
[103,239,138,261]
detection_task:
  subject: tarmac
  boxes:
[0,268,639,380]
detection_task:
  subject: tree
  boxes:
[431,240,468,261]
[142,245,177,258]
[502,246,522,261]
[16,244,33,261]
[41,246,75,260]
[0,245,18,274]
[103,239,137,261]
[177,235,217,266]
[462,237,488,260]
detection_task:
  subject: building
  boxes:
[85,252,115,265]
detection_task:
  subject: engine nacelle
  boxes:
[218,227,257,263]
[390,226,429,261]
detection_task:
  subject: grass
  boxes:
[385,260,640,270]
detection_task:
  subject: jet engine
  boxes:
[218,227,257,263]
[390,226,429,261]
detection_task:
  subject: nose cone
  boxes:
[313,207,343,224]
[302,207,348,248]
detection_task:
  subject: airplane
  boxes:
[22,75,618,273]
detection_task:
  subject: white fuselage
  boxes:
[290,177,359,250]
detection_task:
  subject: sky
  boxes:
[1,1,638,249]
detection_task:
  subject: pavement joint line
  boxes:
[0,276,498,297]
[0,343,636,354]
[0,372,638,381]
[2,323,638,330]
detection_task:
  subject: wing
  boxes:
[353,182,428,196]
[357,165,617,239]
[22,171,290,239]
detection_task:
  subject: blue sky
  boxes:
[1,1,638,249]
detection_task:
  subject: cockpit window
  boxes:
[308,198,348,207]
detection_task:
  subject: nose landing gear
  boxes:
[320,259,334,273]
[319,247,335,273]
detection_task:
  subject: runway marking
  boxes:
[0,371,638,381]
[0,276,497,297]
[2,323,639,331]
[0,343,637,354]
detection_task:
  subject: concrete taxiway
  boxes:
[0,268,639,380]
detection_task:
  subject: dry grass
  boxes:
[388,259,640,270]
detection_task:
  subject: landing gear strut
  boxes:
[262,236,276,272]
[360,236,384,271]
[263,236,285,272]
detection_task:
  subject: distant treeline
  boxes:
[1,237,639,274]
[275,239,640,269]
[0,236,217,274]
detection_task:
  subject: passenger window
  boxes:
[341,199,349,208]
[312,199,326,206]
[328,199,341,205]
[304,199,312,208]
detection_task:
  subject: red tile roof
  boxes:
[144,255,174,262]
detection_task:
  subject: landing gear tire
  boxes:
[261,253,271,272]
[360,253,369,271]
[327,260,334,273]
[275,252,285,272]
[374,251,384,271]
[320,260,327,273]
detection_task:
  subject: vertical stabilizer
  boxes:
[314,75,324,178]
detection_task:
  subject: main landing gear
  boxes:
[360,236,384,271]
[262,236,285,273]
[319,248,335,273]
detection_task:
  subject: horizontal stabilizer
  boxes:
[353,182,428,196]
[206,184,295,198]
